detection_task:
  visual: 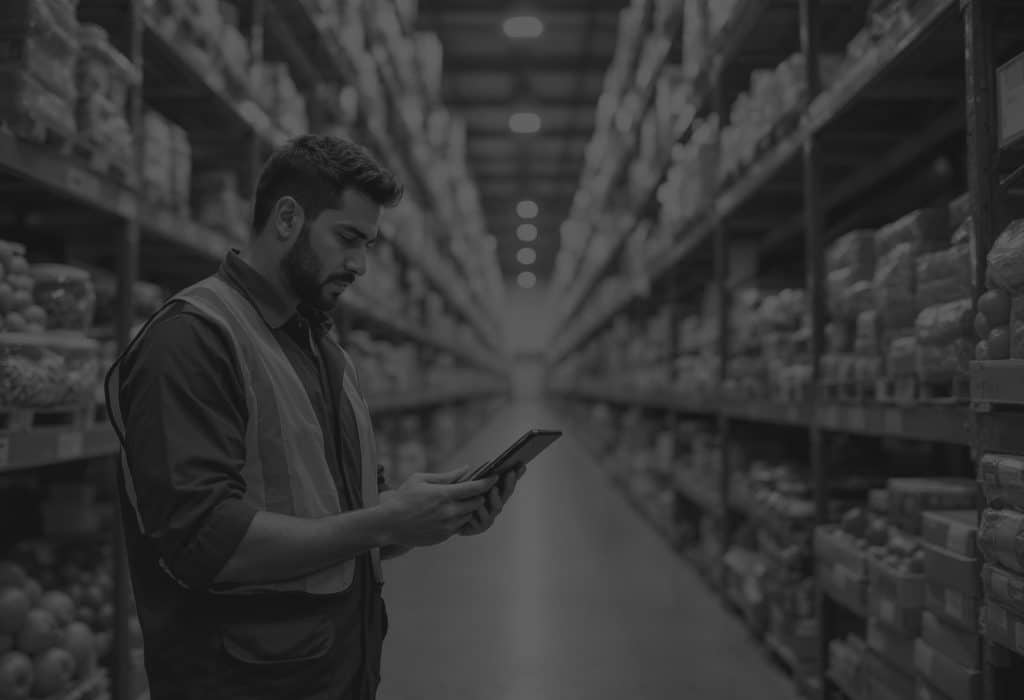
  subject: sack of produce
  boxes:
[948,193,972,231]
[916,245,971,310]
[915,338,972,382]
[978,509,1024,575]
[914,299,973,346]
[29,264,96,333]
[0,68,76,139]
[987,219,1024,293]
[886,335,917,377]
[874,243,917,329]
[874,208,950,259]
[979,454,1024,512]
[827,229,875,275]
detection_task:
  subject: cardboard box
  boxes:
[924,582,979,633]
[981,564,1024,618]
[922,543,979,599]
[869,555,925,607]
[921,511,978,558]
[815,526,868,577]
[978,453,1024,511]
[917,678,953,700]
[866,651,916,700]
[869,591,922,637]
[983,601,1024,655]
[922,611,980,669]
[978,509,1024,575]
[913,639,981,700]
[868,617,916,670]
[821,562,869,615]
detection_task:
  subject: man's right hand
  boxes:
[381,469,499,547]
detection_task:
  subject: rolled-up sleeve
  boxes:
[118,310,258,589]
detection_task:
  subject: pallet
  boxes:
[0,403,95,433]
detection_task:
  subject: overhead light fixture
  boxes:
[516,224,538,242]
[517,271,537,289]
[517,248,537,265]
[503,15,544,39]
[509,112,541,134]
[516,200,539,219]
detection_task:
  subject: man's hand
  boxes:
[459,464,526,537]
[380,469,498,548]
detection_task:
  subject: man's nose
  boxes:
[345,249,367,276]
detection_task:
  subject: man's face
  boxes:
[281,189,381,312]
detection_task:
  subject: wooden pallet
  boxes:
[0,403,95,433]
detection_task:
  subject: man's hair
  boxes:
[251,135,404,234]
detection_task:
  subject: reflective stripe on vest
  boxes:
[106,275,382,593]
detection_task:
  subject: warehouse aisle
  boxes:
[378,400,797,700]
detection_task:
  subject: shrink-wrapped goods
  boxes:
[914,299,973,347]
[874,243,917,330]
[978,509,1024,575]
[874,208,950,259]
[916,245,972,311]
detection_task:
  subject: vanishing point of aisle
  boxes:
[377,401,797,700]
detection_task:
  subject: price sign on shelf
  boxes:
[998,50,1024,148]
[56,431,84,460]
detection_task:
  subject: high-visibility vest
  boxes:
[105,275,383,594]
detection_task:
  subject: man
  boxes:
[104,135,524,700]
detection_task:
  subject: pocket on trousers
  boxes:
[220,612,335,665]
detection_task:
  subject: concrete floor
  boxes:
[378,401,798,700]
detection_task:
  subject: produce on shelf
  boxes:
[75,24,138,174]
[193,171,250,243]
[0,332,99,409]
[141,110,192,212]
[0,242,47,335]
[29,265,96,334]
[0,0,79,140]
[829,634,868,700]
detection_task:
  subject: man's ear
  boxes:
[273,196,305,239]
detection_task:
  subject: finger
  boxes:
[448,496,487,517]
[488,488,503,513]
[440,477,499,500]
[422,465,475,484]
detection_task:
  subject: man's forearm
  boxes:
[381,544,414,560]
[214,504,396,586]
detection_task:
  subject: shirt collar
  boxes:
[219,250,334,337]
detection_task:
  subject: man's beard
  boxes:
[281,224,353,312]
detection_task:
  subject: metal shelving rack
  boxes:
[548,1,1024,699]
[0,1,508,698]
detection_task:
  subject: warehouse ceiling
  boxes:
[418,0,627,286]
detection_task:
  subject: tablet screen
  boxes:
[464,429,563,481]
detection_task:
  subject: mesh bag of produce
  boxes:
[978,454,1024,512]
[0,332,99,408]
[915,245,971,310]
[988,220,1024,293]
[886,335,917,377]
[874,208,950,259]
[827,229,875,275]
[873,243,917,329]
[978,509,1024,575]
[915,338,972,382]
[914,298,973,346]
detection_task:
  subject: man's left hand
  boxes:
[459,464,526,536]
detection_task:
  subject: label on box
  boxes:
[56,432,83,460]
[998,50,1024,148]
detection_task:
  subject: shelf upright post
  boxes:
[249,0,267,194]
[110,3,144,699]
[963,3,1003,699]
[710,57,732,578]
[799,0,828,696]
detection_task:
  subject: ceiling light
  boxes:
[509,112,541,134]
[517,271,537,289]
[517,248,537,265]
[516,224,538,242]
[517,200,539,219]
[503,15,544,39]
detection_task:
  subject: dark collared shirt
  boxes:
[115,251,388,700]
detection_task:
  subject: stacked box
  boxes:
[816,526,869,614]
[915,512,982,700]
[887,479,978,536]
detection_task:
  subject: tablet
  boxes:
[461,429,563,482]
